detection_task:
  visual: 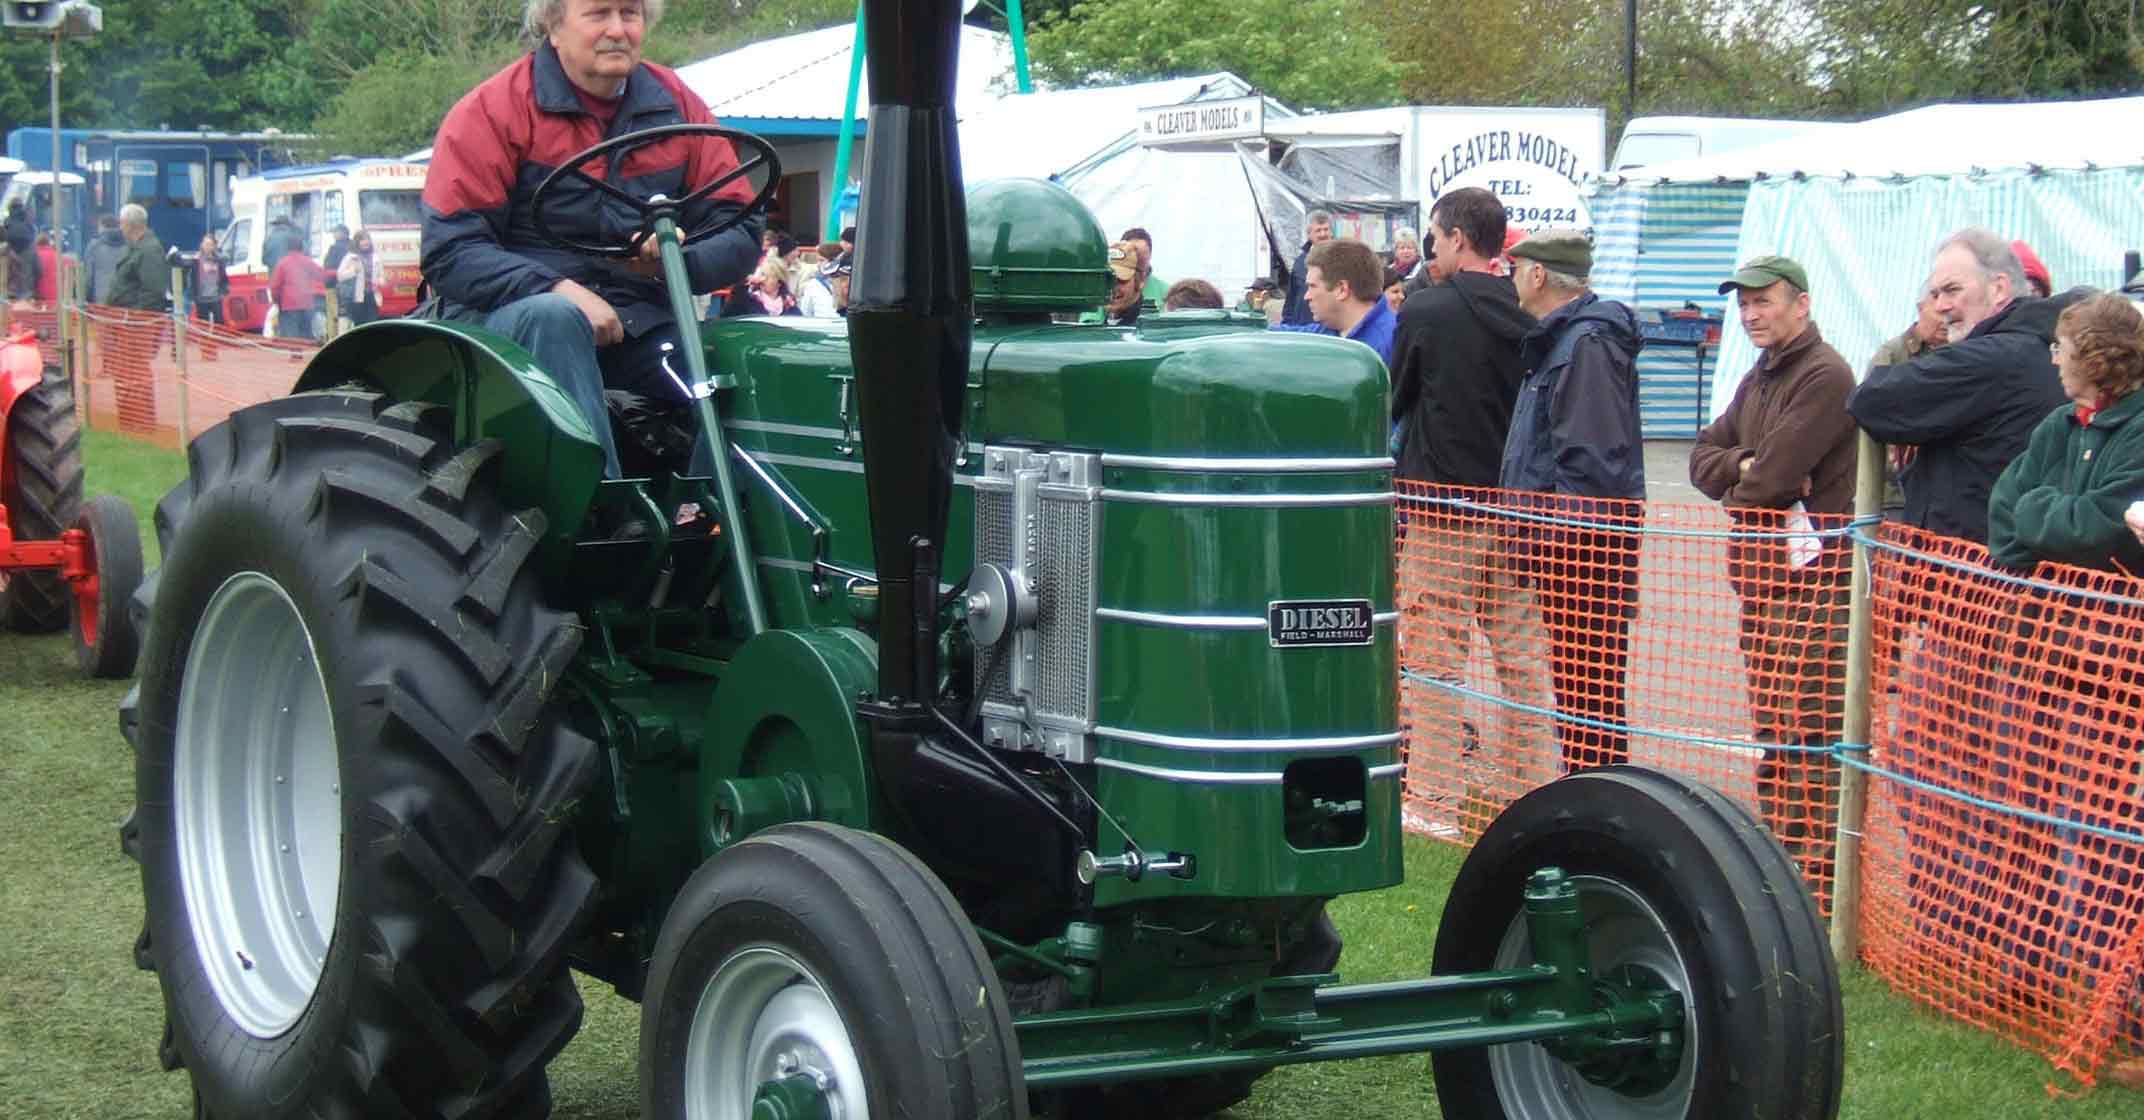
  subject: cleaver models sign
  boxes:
[1267,598,1375,648]
[1424,126,1593,229]
[1137,95,1266,148]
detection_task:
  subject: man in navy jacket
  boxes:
[1498,229,1644,774]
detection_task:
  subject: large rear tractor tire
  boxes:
[1430,766,1844,1120]
[640,822,1029,1120]
[123,391,599,1118]
[1,376,84,632]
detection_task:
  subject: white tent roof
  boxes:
[1602,96,2144,185]
[675,23,1016,122]
[958,72,1266,182]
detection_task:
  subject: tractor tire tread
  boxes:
[2,377,84,632]
[134,391,596,1119]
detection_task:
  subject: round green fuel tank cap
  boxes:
[967,178,1113,313]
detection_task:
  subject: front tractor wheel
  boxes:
[126,391,599,1117]
[641,822,1029,1120]
[1430,766,1844,1120]
[70,493,143,677]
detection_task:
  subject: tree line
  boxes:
[0,0,2132,158]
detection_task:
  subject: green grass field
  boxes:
[1,429,2136,1117]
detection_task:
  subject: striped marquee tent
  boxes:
[1585,96,2144,430]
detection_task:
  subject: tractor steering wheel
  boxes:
[531,123,781,258]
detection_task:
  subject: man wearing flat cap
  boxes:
[1689,254,1856,901]
[1499,229,1645,775]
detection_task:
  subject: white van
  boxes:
[219,159,426,331]
[1611,116,1850,172]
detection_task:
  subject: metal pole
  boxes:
[171,263,191,445]
[1829,431,1884,964]
[825,2,867,243]
[1007,0,1032,94]
[49,28,66,375]
[1624,0,1637,122]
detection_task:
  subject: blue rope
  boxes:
[1404,671,2143,846]
[1849,526,2144,614]
[1398,493,1861,542]
[1401,670,1838,754]
[1836,753,2144,849]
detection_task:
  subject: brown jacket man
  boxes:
[1686,254,1855,906]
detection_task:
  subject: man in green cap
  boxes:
[1689,252,1856,902]
[1499,229,1645,775]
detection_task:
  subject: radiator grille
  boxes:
[974,485,1017,705]
[1035,492,1093,720]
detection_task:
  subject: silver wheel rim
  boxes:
[173,571,342,1039]
[684,945,868,1120]
[1488,875,1697,1119]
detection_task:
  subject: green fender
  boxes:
[698,626,880,857]
[291,320,604,550]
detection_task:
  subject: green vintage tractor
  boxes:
[118,2,1843,1117]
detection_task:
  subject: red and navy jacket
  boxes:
[420,42,763,338]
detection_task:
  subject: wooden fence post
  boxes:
[1830,431,1886,964]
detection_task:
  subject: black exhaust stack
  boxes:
[848,0,972,719]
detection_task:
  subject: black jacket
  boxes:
[1848,292,2081,543]
[1390,270,1535,486]
[1280,241,1314,325]
[1499,292,1646,500]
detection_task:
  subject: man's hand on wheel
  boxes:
[553,278,623,345]
[623,236,665,279]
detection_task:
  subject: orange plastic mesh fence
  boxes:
[1395,482,1855,914]
[1857,523,2144,1089]
[70,304,312,447]
[1395,483,2144,1087]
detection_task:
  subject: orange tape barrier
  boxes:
[60,303,314,449]
[1395,481,2143,1088]
[1858,524,2143,1090]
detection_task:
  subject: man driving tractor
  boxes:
[420,0,764,478]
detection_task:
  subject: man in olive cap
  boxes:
[1498,229,1645,774]
[1689,253,1856,901]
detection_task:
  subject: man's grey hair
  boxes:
[523,0,665,44]
[118,203,147,227]
[1515,256,1587,292]
[1936,227,2027,292]
[1306,208,1334,226]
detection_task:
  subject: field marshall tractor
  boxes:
[118,1,1845,1116]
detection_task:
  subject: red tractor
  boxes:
[0,323,142,677]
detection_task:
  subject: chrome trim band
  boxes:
[730,418,985,455]
[1095,608,1265,630]
[1096,607,1401,630]
[1368,763,1405,779]
[746,450,975,487]
[1100,453,1396,473]
[1093,758,1284,784]
[1099,489,1394,508]
[1096,726,1402,753]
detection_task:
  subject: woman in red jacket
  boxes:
[33,233,56,303]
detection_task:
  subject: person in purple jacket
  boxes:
[1269,237,1397,366]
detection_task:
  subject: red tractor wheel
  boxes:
[1,377,85,633]
[71,494,144,678]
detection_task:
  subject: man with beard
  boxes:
[1848,228,2076,544]
[420,0,764,479]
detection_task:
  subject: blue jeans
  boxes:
[471,293,703,479]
